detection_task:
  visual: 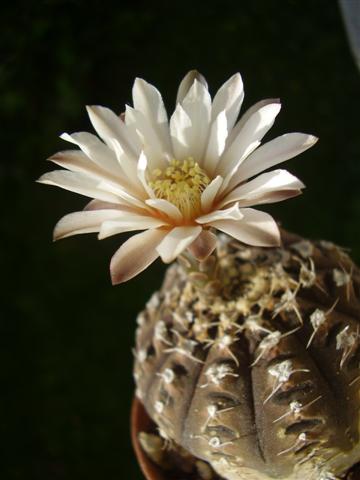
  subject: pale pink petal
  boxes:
[83,199,138,213]
[125,105,169,171]
[156,226,202,263]
[86,105,141,157]
[211,73,244,131]
[133,78,168,125]
[146,198,183,223]
[96,179,151,211]
[37,170,122,203]
[50,148,136,194]
[53,209,125,240]
[217,101,282,177]
[202,111,228,175]
[220,169,305,207]
[235,133,319,182]
[201,175,223,212]
[210,208,280,247]
[137,151,155,198]
[99,215,168,239]
[49,150,106,177]
[110,229,167,284]
[181,79,211,161]
[176,70,208,105]
[60,132,119,173]
[196,203,243,224]
[225,99,280,149]
[239,189,302,206]
[170,103,192,160]
[84,199,118,210]
[132,78,173,156]
[108,138,139,186]
[188,230,217,261]
[218,141,260,196]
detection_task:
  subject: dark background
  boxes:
[2,1,360,479]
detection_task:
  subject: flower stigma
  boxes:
[149,157,210,220]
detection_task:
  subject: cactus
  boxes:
[133,230,360,480]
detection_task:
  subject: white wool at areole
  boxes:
[38,70,318,284]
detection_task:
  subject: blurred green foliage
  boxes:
[1,1,360,478]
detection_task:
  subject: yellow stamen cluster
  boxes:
[149,158,210,220]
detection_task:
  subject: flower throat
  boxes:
[149,158,210,220]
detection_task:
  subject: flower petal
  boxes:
[125,105,170,170]
[84,199,138,213]
[176,70,208,105]
[219,141,260,195]
[99,215,167,239]
[146,198,183,223]
[96,179,150,210]
[110,229,167,284]
[49,150,107,177]
[53,209,124,240]
[156,226,202,263]
[37,170,122,203]
[225,98,280,149]
[188,229,217,261]
[210,208,280,247]
[170,103,192,160]
[201,175,223,212]
[60,132,120,173]
[181,79,211,161]
[108,138,139,186]
[137,151,155,198]
[133,78,168,124]
[132,78,173,156]
[235,133,319,182]
[196,202,243,224]
[203,111,228,176]
[49,147,141,198]
[211,73,244,131]
[86,105,141,157]
[218,101,282,177]
[221,169,305,207]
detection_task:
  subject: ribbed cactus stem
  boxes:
[134,230,360,480]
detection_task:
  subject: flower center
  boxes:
[149,158,210,220]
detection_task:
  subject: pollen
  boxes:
[149,158,210,220]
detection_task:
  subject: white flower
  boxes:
[38,71,317,284]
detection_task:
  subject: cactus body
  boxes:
[134,231,360,480]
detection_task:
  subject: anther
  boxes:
[149,157,210,219]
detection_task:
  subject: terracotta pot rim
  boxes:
[131,396,167,480]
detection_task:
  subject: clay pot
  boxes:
[349,468,360,480]
[131,396,360,480]
[131,397,166,480]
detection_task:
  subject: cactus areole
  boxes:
[133,230,360,480]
